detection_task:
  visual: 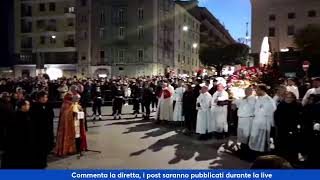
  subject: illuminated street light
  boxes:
[192,43,198,48]
[51,35,56,39]
[182,26,189,32]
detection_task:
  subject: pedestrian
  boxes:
[274,91,303,163]
[1,100,33,169]
[211,83,229,138]
[302,77,320,106]
[232,87,256,158]
[196,86,213,140]
[249,84,277,157]
[156,83,173,123]
[0,92,14,151]
[92,91,103,121]
[173,79,185,122]
[112,84,124,120]
[182,84,197,135]
[29,91,54,169]
[54,93,77,156]
[142,83,153,120]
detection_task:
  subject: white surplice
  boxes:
[196,92,213,134]
[173,87,185,122]
[211,90,229,133]
[233,96,256,144]
[156,88,173,121]
[249,94,276,152]
[302,87,320,106]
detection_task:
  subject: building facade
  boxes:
[174,3,200,75]
[77,0,200,77]
[251,0,320,54]
[14,0,77,78]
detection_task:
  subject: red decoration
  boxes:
[159,89,172,99]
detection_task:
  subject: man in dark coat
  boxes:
[29,91,54,169]
[142,83,153,120]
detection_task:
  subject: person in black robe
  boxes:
[131,82,143,117]
[142,83,153,120]
[1,100,33,169]
[0,92,14,151]
[29,91,54,169]
[182,84,197,135]
[274,91,303,163]
[303,94,320,168]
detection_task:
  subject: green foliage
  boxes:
[199,43,249,75]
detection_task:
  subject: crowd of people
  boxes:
[0,73,320,169]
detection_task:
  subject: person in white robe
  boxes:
[211,84,229,137]
[286,79,299,100]
[173,80,185,122]
[302,78,320,106]
[156,83,173,122]
[249,84,277,153]
[196,86,213,140]
[232,87,256,156]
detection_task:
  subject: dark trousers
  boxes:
[151,98,158,109]
[133,98,140,114]
[143,102,151,116]
[112,99,123,115]
[184,111,196,131]
[92,103,101,116]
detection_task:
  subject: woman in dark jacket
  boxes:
[274,91,303,163]
[1,100,33,169]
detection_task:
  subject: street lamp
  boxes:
[51,35,56,39]
[182,25,189,32]
[192,43,198,48]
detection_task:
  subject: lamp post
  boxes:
[36,35,56,75]
[182,25,199,75]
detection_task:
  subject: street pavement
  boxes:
[48,105,251,169]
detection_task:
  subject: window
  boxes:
[288,25,295,36]
[49,3,55,11]
[192,58,194,66]
[36,20,46,30]
[40,36,46,44]
[138,49,144,61]
[39,3,45,12]
[178,40,181,49]
[81,0,87,6]
[308,10,317,17]
[138,8,144,19]
[138,26,144,39]
[100,11,105,25]
[81,16,87,22]
[184,15,186,23]
[268,27,275,37]
[67,18,74,26]
[81,56,86,60]
[119,9,124,23]
[288,12,296,19]
[269,14,276,21]
[119,27,125,38]
[100,51,105,59]
[118,50,124,62]
[187,57,190,64]
[64,6,76,13]
[48,19,57,31]
[99,28,105,39]
[182,56,185,64]
[183,41,186,49]
[178,54,180,63]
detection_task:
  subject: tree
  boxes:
[199,43,249,76]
